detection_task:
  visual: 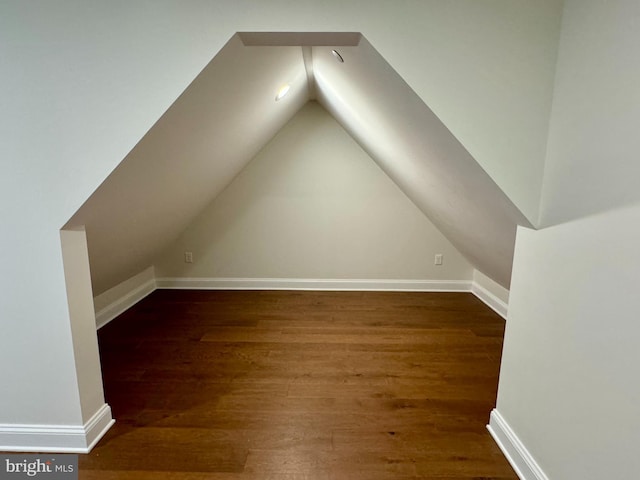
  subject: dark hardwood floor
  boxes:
[79,290,517,479]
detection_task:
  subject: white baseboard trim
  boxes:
[471,281,508,319]
[0,403,115,453]
[93,275,506,329]
[84,404,116,452]
[95,277,156,329]
[155,277,473,292]
[487,409,548,480]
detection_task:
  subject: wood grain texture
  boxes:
[80,290,516,479]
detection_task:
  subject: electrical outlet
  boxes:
[184,251,193,263]
[434,254,443,266]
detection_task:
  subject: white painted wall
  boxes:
[0,0,561,450]
[0,233,84,427]
[539,0,640,227]
[155,102,473,281]
[60,228,105,423]
[498,206,640,479]
[495,1,640,477]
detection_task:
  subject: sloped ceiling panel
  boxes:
[66,31,531,295]
[313,38,532,287]
[65,34,309,294]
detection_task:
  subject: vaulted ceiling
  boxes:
[65,32,531,294]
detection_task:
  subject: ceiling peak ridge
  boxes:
[301,46,317,100]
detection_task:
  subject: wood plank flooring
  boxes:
[80,290,517,479]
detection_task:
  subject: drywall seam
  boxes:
[155,277,472,292]
[487,409,549,480]
[0,404,114,454]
